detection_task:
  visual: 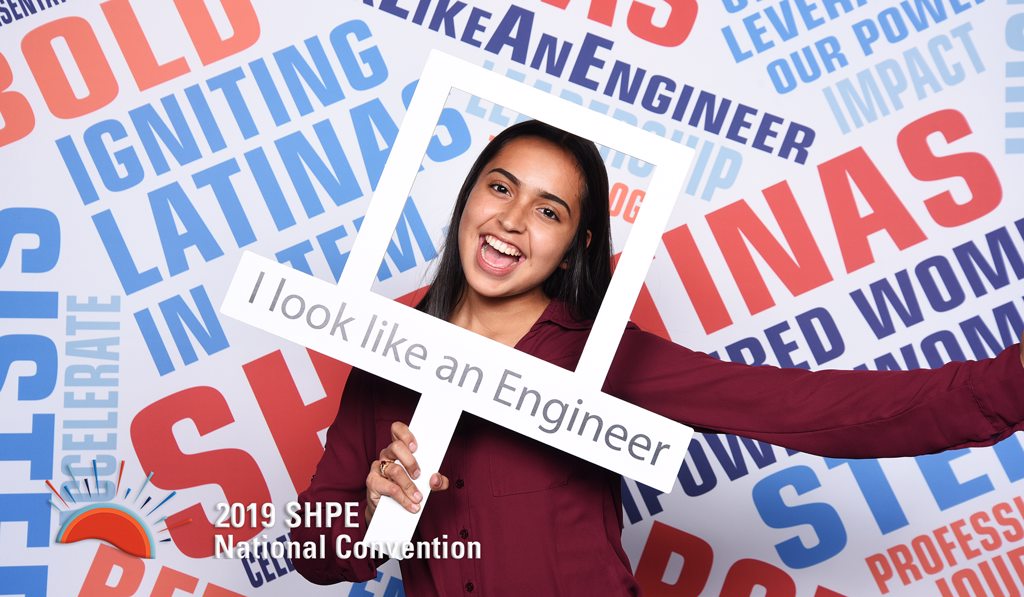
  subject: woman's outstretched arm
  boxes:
[291,367,385,584]
[605,328,1024,458]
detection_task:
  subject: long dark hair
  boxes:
[416,119,612,322]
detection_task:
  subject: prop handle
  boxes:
[363,391,461,559]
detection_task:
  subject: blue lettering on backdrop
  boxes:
[917,449,996,511]
[0,567,47,597]
[149,182,225,276]
[0,336,57,402]
[826,458,909,534]
[751,465,847,568]
[1,208,60,273]
[0,494,51,547]
[715,306,845,368]
[134,286,228,376]
[50,18,472,374]
[621,434,791,524]
[276,119,364,218]
[365,1,818,162]
[0,208,59,535]
[129,96,203,176]
[349,570,406,597]
[192,160,258,248]
[849,219,1024,368]
[463,60,744,201]
[995,436,1024,483]
[0,209,60,400]
[4,202,62,597]
[0,414,54,480]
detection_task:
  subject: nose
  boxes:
[497,198,529,232]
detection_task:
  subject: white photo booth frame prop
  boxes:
[221,50,696,559]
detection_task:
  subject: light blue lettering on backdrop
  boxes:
[824,23,984,133]
[59,456,118,511]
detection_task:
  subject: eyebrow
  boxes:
[488,168,573,217]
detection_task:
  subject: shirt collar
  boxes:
[534,298,593,330]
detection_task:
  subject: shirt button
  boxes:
[455,479,465,489]
[465,582,475,592]
[459,528,470,539]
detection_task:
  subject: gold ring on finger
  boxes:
[379,459,393,477]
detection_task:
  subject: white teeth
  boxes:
[484,235,521,257]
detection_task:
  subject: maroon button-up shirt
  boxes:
[291,299,1024,596]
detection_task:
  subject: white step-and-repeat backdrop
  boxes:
[4,0,1024,595]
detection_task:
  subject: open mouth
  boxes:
[478,234,523,274]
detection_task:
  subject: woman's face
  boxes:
[457,136,586,305]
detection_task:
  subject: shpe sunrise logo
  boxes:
[45,459,191,558]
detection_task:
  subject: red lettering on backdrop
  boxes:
[539,0,697,47]
[78,545,248,597]
[201,585,246,597]
[130,386,271,558]
[201,584,246,597]
[663,224,733,334]
[631,282,670,340]
[819,147,927,273]
[898,109,1002,228]
[151,568,198,597]
[244,349,351,493]
[2,0,259,146]
[719,559,796,597]
[78,544,145,597]
[101,0,191,91]
[660,110,998,335]
[21,17,119,119]
[626,0,697,47]
[708,180,832,316]
[541,0,617,25]
[175,0,261,66]
[865,552,895,593]
[634,521,714,596]
[0,53,33,146]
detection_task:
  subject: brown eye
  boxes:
[539,207,560,221]
[490,182,510,195]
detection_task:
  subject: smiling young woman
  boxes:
[291,120,1024,597]
[450,135,591,347]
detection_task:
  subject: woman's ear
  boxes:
[585,230,592,249]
